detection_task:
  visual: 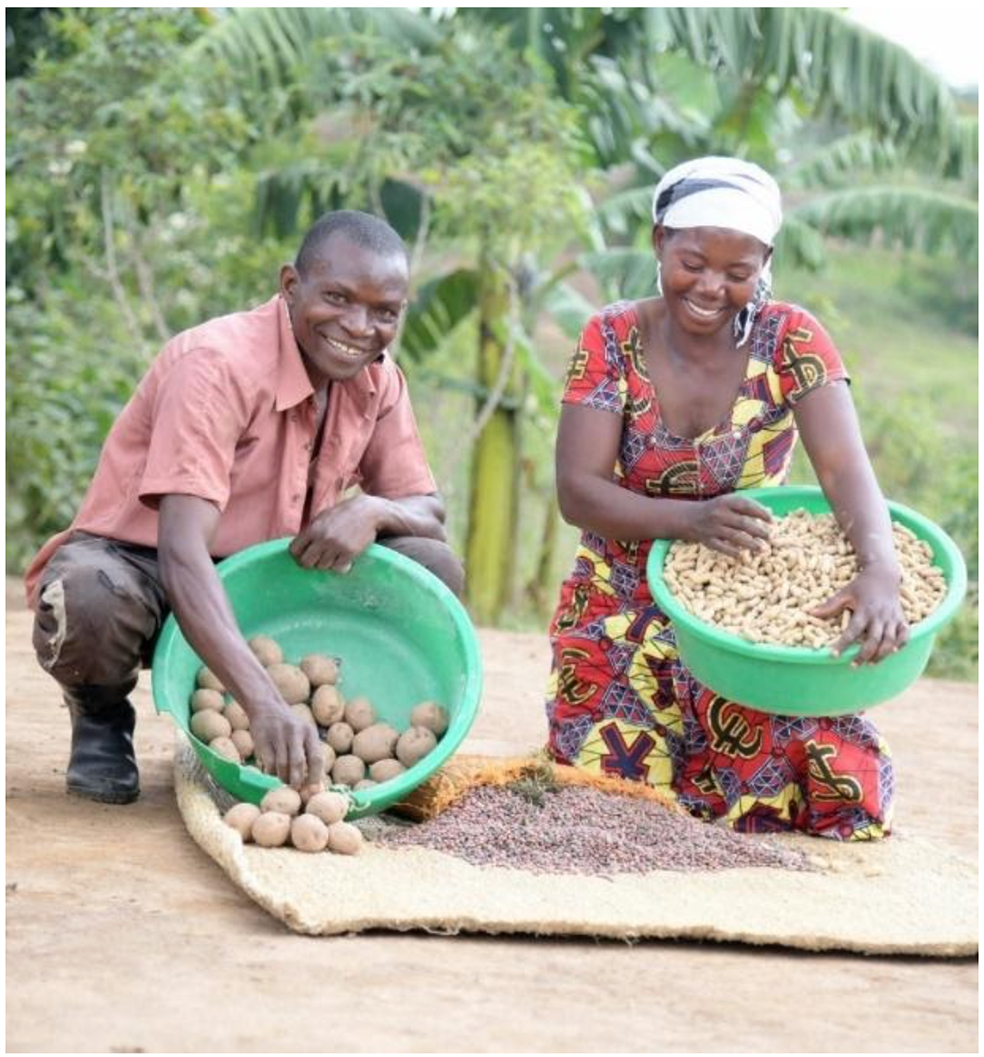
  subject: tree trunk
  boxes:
[527,493,560,617]
[465,258,521,624]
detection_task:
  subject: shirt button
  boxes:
[292,493,302,503]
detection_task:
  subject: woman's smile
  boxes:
[682,297,727,321]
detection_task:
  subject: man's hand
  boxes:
[289,494,383,572]
[158,493,325,789]
[249,700,325,787]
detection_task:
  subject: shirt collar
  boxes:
[275,295,380,413]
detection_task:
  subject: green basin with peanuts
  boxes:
[151,539,483,818]
[645,486,967,716]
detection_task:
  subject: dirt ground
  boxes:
[5,578,978,1053]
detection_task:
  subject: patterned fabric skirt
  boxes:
[546,591,893,841]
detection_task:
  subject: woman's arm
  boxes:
[794,381,908,664]
[158,494,325,788]
[556,403,772,554]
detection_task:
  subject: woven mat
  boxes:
[174,733,977,956]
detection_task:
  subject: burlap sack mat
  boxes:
[174,732,977,955]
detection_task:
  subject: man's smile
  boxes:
[324,335,373,358]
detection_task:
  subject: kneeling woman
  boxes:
[545,156,905,840]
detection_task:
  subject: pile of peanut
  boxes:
[663,509,947,649]
[189,634,449,788]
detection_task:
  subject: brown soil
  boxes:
[6,579,978,1053]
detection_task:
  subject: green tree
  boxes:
[6,7,977,657]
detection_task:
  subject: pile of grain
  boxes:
[377,784,810,876]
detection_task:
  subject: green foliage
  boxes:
[5,285,151,571]
[794,186,978,260]
[5,7,978,678]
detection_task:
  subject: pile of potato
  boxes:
[222,787,363,855]
[189,634,450,790]
[663,510,948,649]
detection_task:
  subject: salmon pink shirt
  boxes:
[25,295,436,606]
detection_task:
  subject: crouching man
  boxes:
[25,210,463,804]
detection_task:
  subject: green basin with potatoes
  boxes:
[151,539,482,818]
[645,486,966,715]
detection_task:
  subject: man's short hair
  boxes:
[295,210,409,276]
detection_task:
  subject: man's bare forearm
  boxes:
[368,492,447,541]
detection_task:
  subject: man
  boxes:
[25,210,462,805]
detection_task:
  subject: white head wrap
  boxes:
[651,156,782,246]
[651,157,782,346]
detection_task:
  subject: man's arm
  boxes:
[290,492,447,571]
[157,494,324,787]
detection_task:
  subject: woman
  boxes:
[546,157,906,840]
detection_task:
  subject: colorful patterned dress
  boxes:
[546,300,893,840]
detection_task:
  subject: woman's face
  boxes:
[654,225,771,337]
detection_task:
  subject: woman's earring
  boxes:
[654,260,663,296]
[733,275,771,347]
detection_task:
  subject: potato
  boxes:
[331,754,366,787]
[353,779,377,791]
[410,701,450,737]
[311,685,345,726]
[223,701,250,731]
[290,813,330,852]
[369,758,406,783]
[320,743,337,774]
[326,721,354,754]
[252,811,291,847]
[267,663,311,705]
[300,653,339,687]
[191,688,225,713]
[305,790,349,826]
[343,697,376,733]
[327,821,363,855]
[260,786,302,817]
[230,729,255,760]
[290,702,318,727]
[351,723,400,764]
[196,666,224,692]
[299,781,326,806]
[223,802,261,840]
[191,709,232,742]
[248,635,283,667]
[396,726,438,768]
[209,736,241,762]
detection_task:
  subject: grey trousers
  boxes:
[32,531,465,697]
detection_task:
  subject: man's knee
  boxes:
[32,553,160,688]
[377,536,465,597]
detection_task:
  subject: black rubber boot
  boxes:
[64,686,140,805]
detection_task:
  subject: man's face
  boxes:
[280,235,409,385]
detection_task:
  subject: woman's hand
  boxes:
[685,494,773,557]
[810,564,909,665]
[290,495,382,572]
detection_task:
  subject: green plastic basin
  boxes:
[151,539,482,818]
[645,486,967,716]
